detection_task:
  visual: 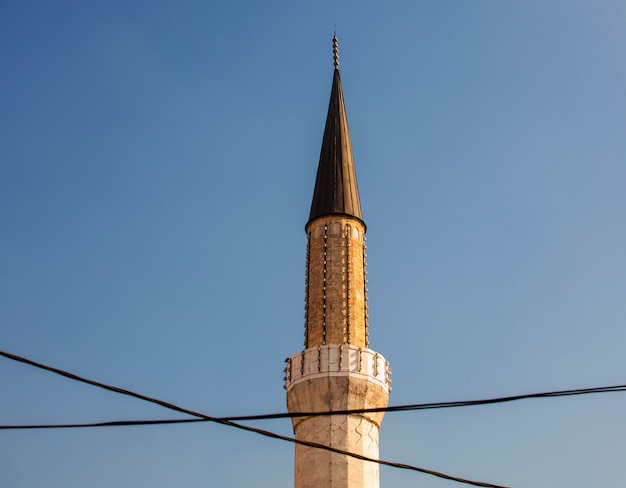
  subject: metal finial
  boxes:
[332,35,339,70]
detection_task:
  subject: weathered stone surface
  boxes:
[287,374,388,428]
[292,415,380,488]
[305,216,368,348]
[286,372,388,488]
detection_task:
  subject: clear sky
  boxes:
[1,1,625,487]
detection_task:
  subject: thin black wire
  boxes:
[0,418,205,429]
[0,349,507,488]
[3,384,626,429]
[231,384,626,420]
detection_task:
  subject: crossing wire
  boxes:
[7,350,624,486]
[1,349,508,487]
[3,382,626,428]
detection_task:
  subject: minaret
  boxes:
[285,36,391,488]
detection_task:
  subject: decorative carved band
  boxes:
[284,344,391,392]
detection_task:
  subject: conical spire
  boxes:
[307,35,364,228]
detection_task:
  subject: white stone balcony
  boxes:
[284,344,391,393]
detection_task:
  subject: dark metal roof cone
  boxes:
[307,67,364,229]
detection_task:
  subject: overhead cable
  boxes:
[0,349,507,488]
[3,382,626,430]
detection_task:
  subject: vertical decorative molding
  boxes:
[363,235,369,347]
[304,237,310,348]
[323,223,328,345]
[283,358,292,389]
[345,223,351,344]
[317,346,322,372]
[338,344,343,370]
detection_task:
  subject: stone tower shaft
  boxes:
[285,36,390,488]
[304,216,368,348]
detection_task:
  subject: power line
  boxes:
[3,383,626,430]
[0,418,204,430]
[0,349,507,488]
[227,384,626,420]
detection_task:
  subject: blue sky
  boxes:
[1,1,625,486]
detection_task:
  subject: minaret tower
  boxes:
[285,36,391,488]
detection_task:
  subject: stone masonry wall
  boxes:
[286,373,389,488]
[305,215,368,348]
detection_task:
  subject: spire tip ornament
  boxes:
[333,34,339,70]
